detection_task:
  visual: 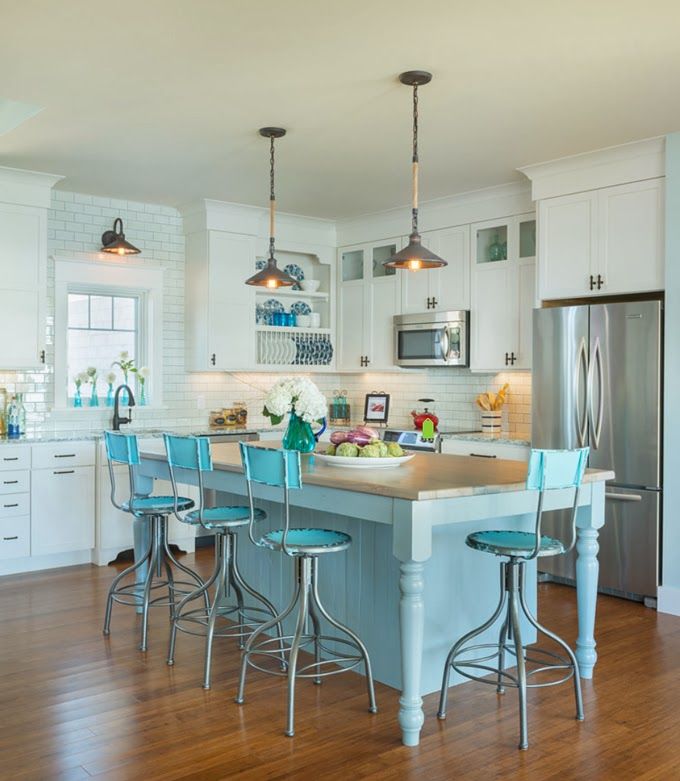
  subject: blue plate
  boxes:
[291,301,312,316]
[261,298,285,325]
[255,258,266,270]
[283,263,305,291]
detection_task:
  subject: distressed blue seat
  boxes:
[438,447,590,752]
[261,528,351,555]
[163,434,279,690]
[236,443,377,737]
[102,431,204,652]
[466,530,565,558]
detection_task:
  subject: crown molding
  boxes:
[0,165,64,208]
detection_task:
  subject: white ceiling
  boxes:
[1,0,679,218]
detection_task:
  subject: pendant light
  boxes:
[245,127,297,288]
[101,217,141,255]
[384,71,447,271]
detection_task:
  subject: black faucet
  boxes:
[112,384,136,431]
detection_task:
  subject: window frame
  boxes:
[54,256,164,411]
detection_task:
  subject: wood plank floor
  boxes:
[1,548,679,780]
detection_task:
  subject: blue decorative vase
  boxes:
[139,384,147,406]
[89,383,99,407]
[74,387,82,408]
[106,383,114,407]
[282,413,326,453]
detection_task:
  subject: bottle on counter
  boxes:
[15,393,26,435]
[0,387,6,436]
[6,393,26,438]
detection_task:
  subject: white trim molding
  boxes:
[0,165,63,208]
[658,585,680,616]
[519,137,665,201]
[53,254,164,409]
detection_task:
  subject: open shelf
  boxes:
[255,325,331,334]
[254,289,329,301]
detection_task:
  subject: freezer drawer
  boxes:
[539,487,659,599]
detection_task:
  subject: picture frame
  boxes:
[363,391,390,425]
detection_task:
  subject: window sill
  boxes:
[51,404,167,415]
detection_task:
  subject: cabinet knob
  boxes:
[210,353,216,366]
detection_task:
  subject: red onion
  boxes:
[346,430,373,446]
[330,430,349,445]
[353,425,379,440]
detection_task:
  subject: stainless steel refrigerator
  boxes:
[532,300,662,601]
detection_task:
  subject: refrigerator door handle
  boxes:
[574,337,588,447]
[605,492,642,502]
[588,337,604,450]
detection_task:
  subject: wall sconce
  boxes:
[101,218,141,255]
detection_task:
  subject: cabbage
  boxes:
[359,443,383,458]
[387,443,405,457]
[375,441,389,457]
[336,442,360,457]
[325,444,337,456]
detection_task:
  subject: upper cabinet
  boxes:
[537,179,664,300]
[338,239,402,371]
[470,214,536,372]
[0,168,61,370]
[400,226,470,314]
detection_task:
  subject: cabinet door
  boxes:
[366,275,400,370]
[31,466,95,555]
[338,281,365,370]
[0,291,41,369]
[538,192,597,300]
[207,232,255,370]
[471,262,517,371]
[599,179,664,295]
[431,226,470,312]
[515,259,536,370]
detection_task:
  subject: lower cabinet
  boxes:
[440,438,530,461]
[31,466,95,555]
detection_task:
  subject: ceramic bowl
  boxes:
[300,279,320,293]
[297,314,311,327]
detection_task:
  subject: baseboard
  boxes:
[657,585,680,615]
[0,550,93,577]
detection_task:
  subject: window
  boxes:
[67,291,143,398]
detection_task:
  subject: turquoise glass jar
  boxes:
[282,413,326,453]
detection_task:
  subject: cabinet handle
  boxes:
[364,356,370,366]
[2,457,18,462]
[210,353,216,366]
[426,297,432,309]
[510,352,517,365]
[597,274,604,290]
[3,480,18,485]
[54,470,75,475]
[469,453,497,459]
[54,454,76,459]
[431,297,438,308]
[505,352,510,366]
[360,355,370,367]
[40,349,46,364]
[3,536,18,541]
[589,274,596,290]
[3,503,18,508]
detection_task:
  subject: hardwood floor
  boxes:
[1,548,679,780]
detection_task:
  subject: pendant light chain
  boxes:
[411,83,419,235]
[269,134,276,261]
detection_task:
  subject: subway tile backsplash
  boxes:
[1,191,531,438]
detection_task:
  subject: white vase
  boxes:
[481,410,502,433]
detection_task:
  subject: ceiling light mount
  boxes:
[101,217,141,256]
[245,127,297,288]
[384,70,446,272]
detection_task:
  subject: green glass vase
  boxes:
[282,413,319,453]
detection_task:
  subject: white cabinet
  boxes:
[470,214,536,372]
[338,240,402,371]
[31,466,95,556]
[0,445,31,562]
[185,230,256,371]
[400,226,470,314]
[440,438,530,461]
[538,179,664,300]
[0,203,47,368]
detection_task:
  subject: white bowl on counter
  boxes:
[300,279,320,293]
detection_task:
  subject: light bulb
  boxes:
[117,247,125,255]
[407,258,423,271]
[266,278,278,288]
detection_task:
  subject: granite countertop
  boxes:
[439,431,531,447]
[141,441,613,502]
[0,425,265,445]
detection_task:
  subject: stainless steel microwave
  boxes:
[393,311,470,367]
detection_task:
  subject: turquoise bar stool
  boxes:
[102,431,206,652]
[163,434,283,690]
[235,443,377,737]
[437,447,589,750]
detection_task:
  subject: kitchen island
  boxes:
[136,443,613,747]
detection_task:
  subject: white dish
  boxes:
[314,452,415,469]
[300,279,320,292]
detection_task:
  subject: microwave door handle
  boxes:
[441,328,450,362]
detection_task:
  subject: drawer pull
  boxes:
[3,536,18,541]
[2,457,18,462]
[54,470,75,475]
[469,453,497,459]
[3,480,18,485]
[3,503,18,508]
[54,454,76,459]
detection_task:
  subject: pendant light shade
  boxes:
[101,217,141,255]
[245,127,297,288]
[384,71,446,271]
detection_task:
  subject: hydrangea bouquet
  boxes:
[263,378,327,452]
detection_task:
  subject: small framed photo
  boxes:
[364,391,390,425]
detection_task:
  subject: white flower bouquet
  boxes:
[263,377,327,425]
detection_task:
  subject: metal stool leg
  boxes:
[519,564,584,721]
[103,530,153,635]
[438,562,507,719]
[308,594,323,685]
[203,534,229,690]
[140,516,161,652]
[310,557,377,714]
[162,529,208,610]
[508,562,528,750]
[286,557,311,737]
[496,600,511,694]
[235,573,302,705]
